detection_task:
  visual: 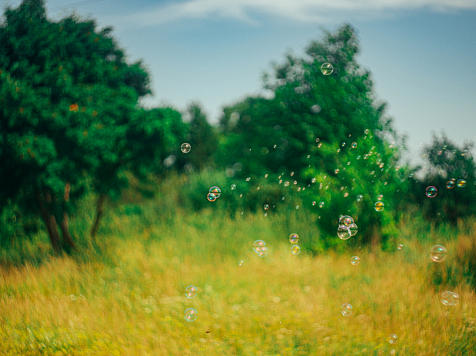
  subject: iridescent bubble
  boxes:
[231,184,236,190]
[356,194,363,202]
[184,308,198,322]
[377,195,383,201]
[239,260,244,266]
[364,129,369,134]
[446,181,454,189]
[337,225,351,240]
[311,178,317,183]
[441,291,460,306]
[284,181,290,187]
[291,245,301,255]
[426,186,437,198]
[457,179,466,187]
[387,334,398,345]
[289,233,299,244]
[351,256,360,266]
[431,245,447,262]
[253,240,268,257]
[181,143,191,153]
[339,215,354,227]
[335,169,340,174]
[397,244,403,250]
[207,193,217,202]
[374,201,384,212]
[351,142,357,148]
[320,63,333,75]
[264,204,269,211]
[341,303,352,316]
[341,142,346,147]
[185,285,198,298]
[209,186,221,198]
[319,201,324,208]
[348,223,358,236]
[312,201,317,206]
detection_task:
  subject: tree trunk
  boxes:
[90,193,107,239]
[37,190,61,254]
[60,212,76,250]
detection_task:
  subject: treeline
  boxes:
[1,0,475,257]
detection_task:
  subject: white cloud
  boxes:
[108,0,476,28]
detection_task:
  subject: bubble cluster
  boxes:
[207,193,217,202]
[320,63,334,75]
[387,334,398,345]
[351,256,360,265]
[181,143,191,153]
[289,233,299,244]
[291,245,301,255]
[337,225,351,240]
[426,186,437,198]
[185,285,198,298]
[430,245,447,262]
[341,303,352,316]
[184,308,198,322]
[441,291,460,306]
[208,186,221,202]
[253,240,268,257]
[374,201,384,212]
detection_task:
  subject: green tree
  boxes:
[218,24,410,250]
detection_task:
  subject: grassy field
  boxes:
[1,204,476,355]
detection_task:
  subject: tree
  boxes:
[0,0,185,252]
[218,24,410,250]
[413,133,476,227]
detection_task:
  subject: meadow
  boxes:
[1,179,476,356]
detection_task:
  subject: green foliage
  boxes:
[217,24,410,249]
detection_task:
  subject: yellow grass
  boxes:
[1,211,475,355]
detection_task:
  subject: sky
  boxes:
[3,0,476,165]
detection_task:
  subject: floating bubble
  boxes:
[231,184,236,190]
[387,334,398,345]
[291,245,301,255]
[351,256,360,265]
[348,223,358,236]
[320,63,334,75]
[319,201,325,208]
[311,178,317,183]
[335,169,340,174]
[356,194,363,202]
[207,193,217,202]
[457,179,466,187]
[377,195,383,201]
[337,225,351,240]
[341,303,352,316]
[364,129,369,134]
[441,291,459,306]
[185,285,198,298]
[310,104,321,114]
[374,201,384,212]
[312,201,317,206]
[264,204,269,211]
[253,240,268,257]
[181,143,191,153]
[341,142,346,147]
[431,245,447,262]
[289,233,299,244]
[426,186,437,198]
[239,260,244,266]
[184,308,198,322]
[316,138,320,143]
[284,181,290,187]
[209,186,221,198]
[446,181,454,189]
[351,142,357,148]
[397,244,403,250]
[339,215,354,227]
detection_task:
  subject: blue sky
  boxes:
[3,0,476,164]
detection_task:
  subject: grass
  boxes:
[1,204,476,355]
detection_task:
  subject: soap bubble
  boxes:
[185,285,198,298]
[289,233,299,244]
[320,63,333,75]
[264,204,269,210]
[181,143,191,153]
[341,303,352,316]
[397,244,403,250]
[446,181,454,189]
[351,256,360,265]
[430,245,447,262]
[441,291,460,306]
[426,186,437,198]
[253,240,268,257]
[312,201,317,206]
[348,223,358,236]
[209,186,221,198]
[377,194,383,201]
[457,179,466,187]
[374,201,384,212]
[231,184,236,190]
[337,225,351,240]
[364,129,369,134]
[387,334,398,345]
[184,308,198,322]
[291,245,301,255]
[351,142,357,148]
[207,193,217,202]
[335,169,340,174]
[239,260,244,266]
[356,194,363,202]
[319,201,325,208]
[339,215,354,227]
